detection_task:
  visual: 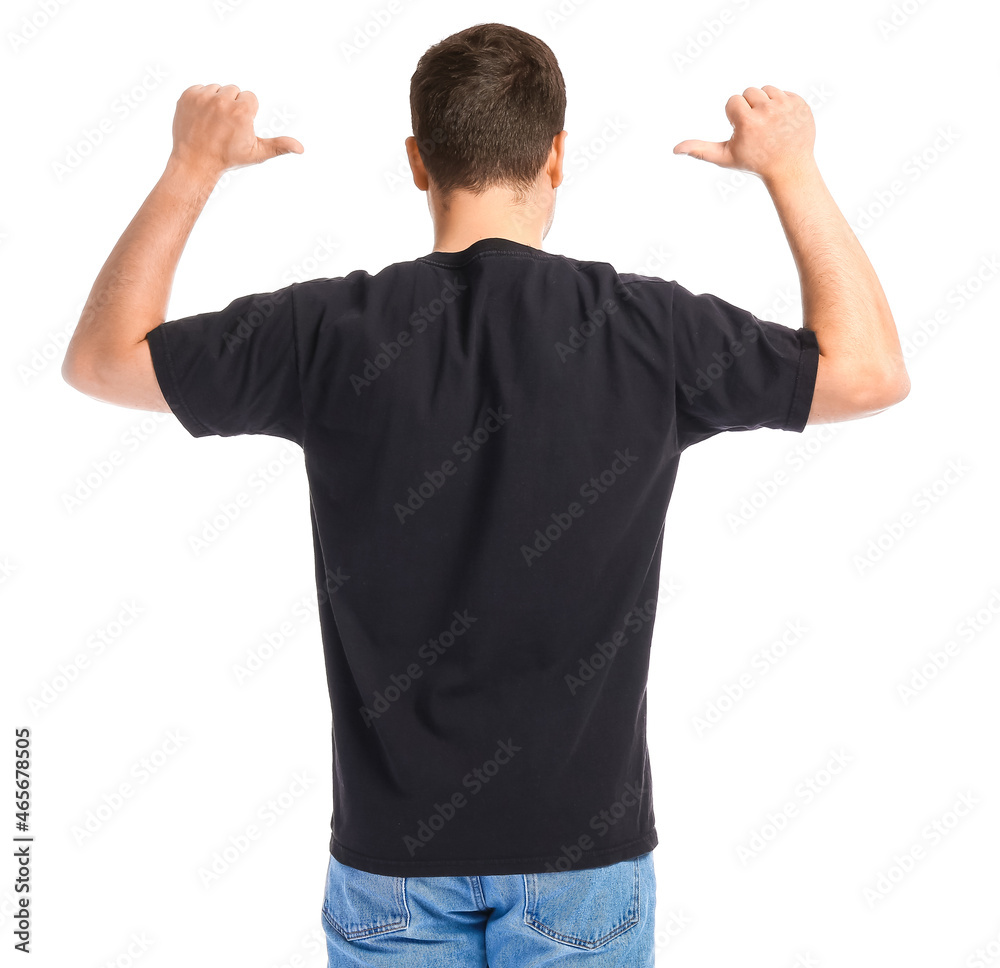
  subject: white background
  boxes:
[3,0,999,965]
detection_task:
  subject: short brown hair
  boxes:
[409,23,566,202]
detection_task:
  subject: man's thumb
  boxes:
[256,136,305,161]
[673,140,727,166]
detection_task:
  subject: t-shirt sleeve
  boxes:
[669,280,820,451]
[144,283,304,443]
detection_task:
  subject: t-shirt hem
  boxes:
[145,324,214,438]
[784,327,821,432]
[329,829,658,877]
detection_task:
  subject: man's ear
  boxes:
[405,136,429,191]
[549,130,568,189]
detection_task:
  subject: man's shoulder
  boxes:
[287,254,680,302]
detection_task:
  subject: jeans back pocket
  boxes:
[322,854,410,941]
[523,856,641,949]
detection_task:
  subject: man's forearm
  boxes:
[763,160,909,398]
[62,158,220,383]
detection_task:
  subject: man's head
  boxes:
[406,23,568,250]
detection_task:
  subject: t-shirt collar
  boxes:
[418,237,542,265]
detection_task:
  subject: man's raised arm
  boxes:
[61,83,303,412]
[674,85,910,424]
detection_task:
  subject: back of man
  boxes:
[61,20,908,968]
[146,233,818,880]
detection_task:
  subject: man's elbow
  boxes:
[61,349,98,393]
[61,355,77,387]
[859,365,911,412]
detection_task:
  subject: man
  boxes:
[61,22,909,968]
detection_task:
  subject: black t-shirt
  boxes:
[145,236,819,876]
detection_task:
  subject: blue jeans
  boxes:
[321,850,656,967]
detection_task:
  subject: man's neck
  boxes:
[427,185,548,253]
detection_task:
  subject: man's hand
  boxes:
[169,83,304,180]
[673,86,815,184]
